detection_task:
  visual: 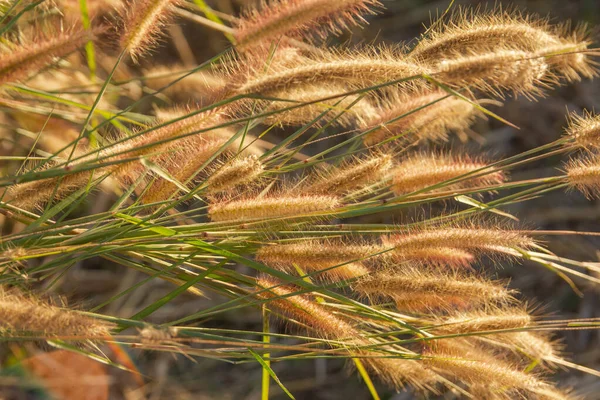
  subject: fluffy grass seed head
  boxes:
[354,267,514,311]
[391,152,506,195]
[256,277,440,391]
[361,90,482,145]
[119,0,183,61]
[564,153,600,198]
[305,153,393,195]
[433,49,552,98]
[564,110,600,150]
[0,25,94,86]
[0,287,113,338]
[410,8,564,62]
[256,240,383,282]
[262,84,378,127]
[234,45,426,96]
[234,0,381,50]
[383,223,535,261]
[205,155,264,194]
[208,192,340,223]
[256,277,358,340]
[433,308,532,335]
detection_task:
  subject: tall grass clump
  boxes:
[1,1,600,399]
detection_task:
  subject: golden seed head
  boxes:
[434,309,532,334]
[206,155,264,194]
[256,240,382,282]
[564,110,600,150]
[564,154,600,198]
[208,194,340,222]
[256,277,358,340]
[410,8,563,62]
[434,49,552,98]
[120,0,183,60]
[354,268,514,311]
[234,0,381,50]
[391,152,506,195]
[306,153,393,195]
[383,224,535,259]
[362,91,481,145]
[0,287,113,338]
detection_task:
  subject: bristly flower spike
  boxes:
[391,152,506,195]
[120,0,183,61]
[564,153,600,198]
[234,0,381,50]
[208,193,340,222]
[564,110,600,150]
[361,90,481,145]
[0,287,113,338]
[0,26,95,86]
[256,240,384,282]
[306,153,393,195]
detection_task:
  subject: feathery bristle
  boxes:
[6,109,223,210]
[257,277,440,390]
[410,8,564,62]
[564,154,600,198]
[208,194,340,222]
[234,46,425,96]
[538,29,597,82]
[434,49,552,98]
[434,309,532,334]
[143,65,226,103]
[354,268,513,311]
[361,91,481,145]
[256,277,358,340]
[234,0,381,49]
[0,287,113,338]
[262,84,378,127]
[256,240,382,281]
[383,225,535,259]
[120,0,183,60]
[139,137,227,204]
[0,26,93,86]
[392,246,476,268]
[564,110,600,150]
[206,155,264,194]
[391,152,506,195]
[306,153,393,195]
[426,349,550,398]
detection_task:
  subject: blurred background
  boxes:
[4,1,600,399]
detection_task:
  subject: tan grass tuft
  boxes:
[433,49,552,98]
[410,8,564,62]
[206,155,264,194]
[256,276,359,340]
[256,240,383,281]
[354,268,514,311]
[390,152,506,195]
[234,46,425,96]
[234,0,381,50]
[256,277,440,390]
[262,84,378,127]
[564,110,600,150]
[0,26,94,86]
[208,194,340,222]
[361,90,481,145]
[434,308,532,334]
[0,287,113,338]
[120,0,183,60]
[306,153,393,195]
[383,224,535,260]
[564,154,600,198]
